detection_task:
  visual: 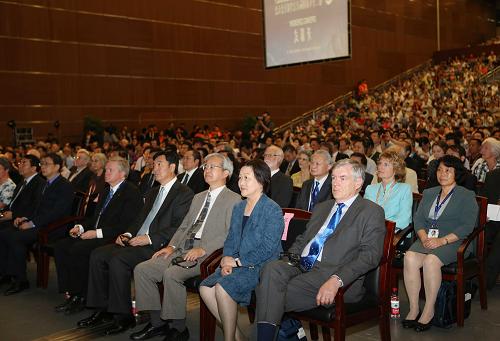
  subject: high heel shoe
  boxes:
[401,312,421,329]
[414,321,432,332]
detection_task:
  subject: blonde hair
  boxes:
[378,150,407,183]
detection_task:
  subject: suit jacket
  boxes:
[177,167,208,194]
[268,171,293,208]
[169,187,241,258]
[288,196,386,302]
[138,172,159,197]
[31,175,75,228]
[127,180,194,250]
[481,168,500,204]
[361,173,373,195]
[9,174,46,219]
[295,175,332,211]
[280,159,300,176]
[69,167,93,193]
[84,181,144,240]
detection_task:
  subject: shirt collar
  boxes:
[184,168,197,177]
[160,176,178,194]
[270,169,280,177]
[47,174,60,185]
[25,173,38,184]
[110,180,125,193]
[313,174,329,189]
[335,193,358,209]
[207,185,226,200]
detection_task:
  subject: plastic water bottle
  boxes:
[131,300,138,317]
[390,288,400,318]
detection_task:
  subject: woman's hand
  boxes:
[220,256,237,268]
[423,237,446,249]
[221,265,233,277]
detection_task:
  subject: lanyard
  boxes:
[432,187,455,223]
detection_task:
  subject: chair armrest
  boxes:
[393,225,414,247]
[38,216,84,245]
[200,248,223,279]
[456,227,483,271]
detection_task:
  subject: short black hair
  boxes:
[153,150,180,174]
[191,149,202,163]
[24,154,41,172]
[241,159,271,194]
[438,155,466,183]
[448,145,466,158]
[350,152,367,166]
[44,152,63,172]
[283,144,297,154]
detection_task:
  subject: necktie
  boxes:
[9,180,27,209]
[182,173,189,185]
[300,203,345,271]
[308,180,320,211]
[94,188,114,228]
[137,186,165,236]
[286,162,293,176]
[183,192,212,250]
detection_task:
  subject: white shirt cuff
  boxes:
[146,234,152,245]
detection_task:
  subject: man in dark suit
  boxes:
[350,152,374,195]
[295,150,333,211]
[264,145,293,208]
[0,155,45,230]
[177,149,207,194]
[280,145,300,176]
[482,169,500,289]
[77,151,194,335]
[53,157,144,314]
[131,153,241,341]
[0,153,74,295]
[68,149,93,193]
[255,159,386,339]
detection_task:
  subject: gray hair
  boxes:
[107,156,130,177]
[483,137,500,159]
[331,158,366,187]
[204,153,233,178]
[91,152,107,168]
[313,149,334,165]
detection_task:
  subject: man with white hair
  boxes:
[68,149,93,193]
[263,145,293,208]
[471,137,500,182]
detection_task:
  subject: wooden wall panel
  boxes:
[0,0,496,145]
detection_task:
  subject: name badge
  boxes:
[428,229,439,238]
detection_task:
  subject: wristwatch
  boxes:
[330,274,344,287]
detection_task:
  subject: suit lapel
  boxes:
[326,195,363,241]
[149,181,179,230]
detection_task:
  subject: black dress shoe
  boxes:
[104,316,136,335]
[77,311,112,328]
[163,327,189,341]
[130,322,169,340]
[64,296,86,315]
[401,312,421,329]
[414,321,432,332]
[4,280,29,296]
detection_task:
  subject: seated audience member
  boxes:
[426,141,448,188]
[263,145,293,208]
[280,144,300,176]
[404,140,426,176]
[132,153,241,341]
[85,152,107,217]
[137,149,160,197]
[178,149,208,194]
[0,155,44,228]
[0,158,16,210]
[291,150,312,188]
[467,138,482,167]
[378,145,418,193]
[0,153,74,295]
[255,159,386,339]
[364,150,412,230]
[53,157,143,315]
[295,150,333,211]
[471,137,500,182]
[352,138,377,175]
[68,148,93,193]
[445,145,477,191]
[199,159,284,341]
[77,151,194,335]
[403,155,478,332]
[482,169,500,288]
[350,152,373,195]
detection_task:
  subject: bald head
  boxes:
[263,145,284,171]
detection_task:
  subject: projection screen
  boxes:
[263,0,351,68]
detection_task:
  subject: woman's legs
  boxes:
[403,251,426,319]
[420,254,443,324]
[199,286,222,324]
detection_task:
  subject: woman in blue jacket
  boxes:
[200,159,284,341]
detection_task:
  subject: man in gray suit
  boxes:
[130,153,241,341]
[255,159,386,340]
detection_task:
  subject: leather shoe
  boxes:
[104,315,136,335]
[401,312,421,329]
[130,322,169,340]
[163,327,189,341]
[414,321,432,332]
[64,295,86,315]
[77,311,112,328]
[4,280,29,296]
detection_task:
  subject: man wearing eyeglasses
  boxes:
[264,145,293,208]
[130,153,241,341]
[0,153,74,295]
[177,149,208,194]
[68,149,93,193]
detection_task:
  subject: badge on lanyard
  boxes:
[429,187,455,239]
[428,228,439,238]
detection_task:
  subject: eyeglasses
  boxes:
[40,162,54,166]
[263,154,280,158]
[202,164,224,171]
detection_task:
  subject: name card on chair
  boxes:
[282,213,295,240]
[487,204,500,222]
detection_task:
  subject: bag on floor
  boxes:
[278,318,307,341]
[433,280,473,328]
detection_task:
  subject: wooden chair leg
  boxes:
[322,326,332,341]
[309,322,319,340]
[478,268,488,310]
[379,313,391,341]
[199,298,216,341]
[456,276,465,327]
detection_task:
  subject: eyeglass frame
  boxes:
[201,163,224,171]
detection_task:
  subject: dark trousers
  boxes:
[486,221,500,288]
[53,237,109,296]
[86,243,154,315]
[0,225,37,281]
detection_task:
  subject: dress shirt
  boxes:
[93,180,125,238]
[181,168,197,183]
[301,194,358,261]
[309,174,329,206]
[193,185,226,239]
[270,168,280,177]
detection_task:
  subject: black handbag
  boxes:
[433,280,473,328]
[277,318,307,341]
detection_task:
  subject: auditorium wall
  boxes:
[0,0,496,145]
